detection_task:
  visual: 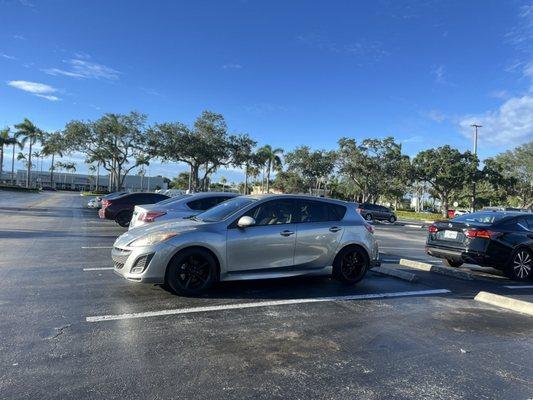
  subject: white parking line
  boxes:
[81,246,113,249]
[83,267,114,271]
[503,285,533,289]
[86,288,451,322]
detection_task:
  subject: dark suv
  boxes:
[357,203,397,223]
[99,192,170,227]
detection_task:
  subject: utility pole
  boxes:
[471,124,482,212]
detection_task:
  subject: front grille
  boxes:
[112,247,132,270]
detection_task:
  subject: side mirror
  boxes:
[237,216,255,228]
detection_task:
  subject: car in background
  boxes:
[129,192,239,230]
[426,211,533,280]
[87,191,129,209]
[447,209,469,218]
[357,203,397,223]
[112,194,379,295]
[99,192,170,227]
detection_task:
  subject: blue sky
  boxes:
[1,0,532,182]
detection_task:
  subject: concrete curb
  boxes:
[474,291,533,316]
[399,259,476,281]
[371,267,419,283]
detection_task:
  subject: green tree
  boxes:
[284,146,337,193]
[0,127,18,182]
[14,118,43,188]
[40,131,64,188]
[170,172,191,190]
[412,145,477,217]
[258,144,283,193]
[64,112,149,192]
[272,170,306,193]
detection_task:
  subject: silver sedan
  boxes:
[113,194,380,295]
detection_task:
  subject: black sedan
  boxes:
[426,211,533,280]
[99,192,170,227]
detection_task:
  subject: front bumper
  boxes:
[112,242,177,284]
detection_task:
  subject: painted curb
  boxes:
[399,259,476,281]
[371,267,419,283]
[474,291,533,316]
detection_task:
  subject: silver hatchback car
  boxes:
[112,194,379,295]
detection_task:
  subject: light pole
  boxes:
[471,124,482,211]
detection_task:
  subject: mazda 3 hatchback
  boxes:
[112,194,380,295]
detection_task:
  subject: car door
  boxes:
[226,199,298,272]
[293,199,346,268]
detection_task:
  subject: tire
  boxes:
[333,246,369,285]
[504,248,533,281]
[388,215,397,223]
[364,213,373,221]
[166,248,218,296]
[443,258,463,268]
[115,210,133,227]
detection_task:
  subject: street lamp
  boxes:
[471,124,482,211]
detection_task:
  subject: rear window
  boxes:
[155,194,191,206]
[453,212,506,224]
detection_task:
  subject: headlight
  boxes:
[128,231,178,247]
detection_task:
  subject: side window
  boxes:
[243,200,296,226]
[526,216,533,230]
[516,218,530,231]
[297,200,346,223]
[214,196,233,205]
[187,198,212,211]
[329,204,347,221]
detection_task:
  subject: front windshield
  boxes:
[195,197,257,222]
[155,194,191,206]
[453,212,506,224]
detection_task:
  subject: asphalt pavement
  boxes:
[0,191,532,399]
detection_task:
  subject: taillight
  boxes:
[466,229,499,239]
[139,211,166,223]
[364,223,374,234]
[102,199,112,207]
[356,208,362,214]
[428,225,438,233]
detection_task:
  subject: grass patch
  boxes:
[0,184,40,192]
[396,210,444,221]
[80,190,109,196]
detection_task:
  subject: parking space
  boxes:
[1,191,532,399]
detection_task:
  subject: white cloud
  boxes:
[1,53,16,60]
[43,58,120,80]
[222,63,243,70]
[7,80,60,101]
[431,64,455,86]
[459,96,533,145]
[427,110,446,122]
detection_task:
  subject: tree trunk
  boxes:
[244,166,249,195]
[266,160,271,193]
[11,143,16,185]
[95,162,100,192]
[26,141,33,188]
[441,194,449,218]
[188,165,192,192]
[50,154,55,188]
[0,145,4,181]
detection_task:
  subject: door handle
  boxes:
[280,230,295,237]
[329,226,342,232]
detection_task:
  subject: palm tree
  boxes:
[14,119,43,188]
[41,132,64,189]
[0,127,17,183]
[258,145,283,193]
[10,135,22,185]
[220,176,227,192]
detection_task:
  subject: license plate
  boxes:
[443,230,458,239]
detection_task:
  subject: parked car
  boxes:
[426,211,533,280]
[447,209,469,218]
[357,203,397,223]
[99,192,170,227]
[88,191,129,209]
[129,192,239,230]
[112,194,379,295]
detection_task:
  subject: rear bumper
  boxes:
[426,245,495,267]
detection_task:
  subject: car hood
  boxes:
[114,218,211,247]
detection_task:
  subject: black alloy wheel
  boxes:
[166,249,217,295]
[333,246,369,284]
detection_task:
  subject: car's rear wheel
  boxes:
[505,248,532,281]
[364,213,373,221]
[388,215,397,223]
[443,258,463,268]
[115,210,133,227]
[333,246,369,285]
[166,248,217,296]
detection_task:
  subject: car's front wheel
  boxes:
[364,214,373,221]
[166,248,217,296]
[388,215,397,223]
[443,258,463,268]
[333,246,369,285]
[505,248,532,281]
